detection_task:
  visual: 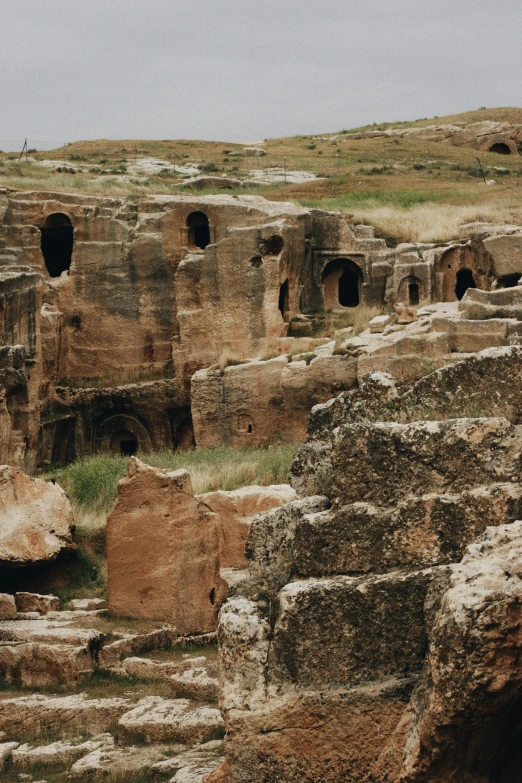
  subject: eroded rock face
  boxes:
[402,520,522,783]
[218,348,522,783]
[291,417,522,503]
[0,465,75,566]
[107,458,226,633]
[197,484,297,568]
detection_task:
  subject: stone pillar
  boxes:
[107,458,226,634]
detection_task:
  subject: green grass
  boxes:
[298,187,471,211]
[46,445,298,522]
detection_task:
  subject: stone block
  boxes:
[15,592,61,615]
[197,484,296,568]
[107,458,226,634]
[117,696,224,745]
[269,567,448,690]
[292,417,522,505]
[369,314,392,332]
[248,483,522,580]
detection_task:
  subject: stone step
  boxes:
[170,667,218,702]
[292,417,522,506]
[122,655,208,680]
[0,693,132,739]
[117,696,224,745]
[11,735,113,770]
[0,641,96,686]
[247,482,522,580]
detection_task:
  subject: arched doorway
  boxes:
[175,418,195,451]
[322,260,363,309]
[94,413,153,455]
[40,213,73,277]
[455,269,476,300]
[110,430,138,456]
[186,211,210,249]
[489,142,512,155]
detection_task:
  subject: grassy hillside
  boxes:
[2,108,522,243]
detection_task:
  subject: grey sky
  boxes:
[1,0,521,149]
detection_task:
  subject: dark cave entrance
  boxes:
[489,143,512,155]
[111,430,138,456]
[339,266,360,307]
[409,282,420,306]
[40,213,74,278]
[187,211,210,249]
[455,268,476,300]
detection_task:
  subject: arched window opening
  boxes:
[339,267,360,308]
[186,211,210,249]
[489,142,512,155]
[455,268,476,301]
[409,282,420,306]
[175,418,195,451]
[40,213,73,278]
[278,280,289,319]
[111,430,138,456]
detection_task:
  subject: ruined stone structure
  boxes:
[2,184,522,470]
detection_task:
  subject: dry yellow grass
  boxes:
[352,201,522,244]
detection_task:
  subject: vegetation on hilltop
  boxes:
[2,107,522,242]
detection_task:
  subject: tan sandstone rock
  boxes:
[0,694,131,739]
[0,594,16,619]
[107,458,226,633]
[0,465,75,565]
[117,696,224,745]
[197,484,297,568]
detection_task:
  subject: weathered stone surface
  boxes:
[0,641,95,686]
[402,520,522,783]
[70,597,107,611]
[15,592,61,614]
[170,667,218,701]
[150,740,224,781]
[118,696,224,745]
[268,567,448,691]
[291,417,522,504]
[107,458,226,633]
[0,465,75,565]
[0,694,131,739]
[459,284,522,320]
[0,619,103,648]
[247,483,522,579]
[68,742,168,779]
[11,736,112,769]
[483,231,522,277]
[0,594,16,619]
[122,655,207,679]
[197,484,297,568]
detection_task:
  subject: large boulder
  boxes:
[107,458,227,633]
[0,465,75,566]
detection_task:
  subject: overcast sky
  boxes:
[1,0,521,149]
